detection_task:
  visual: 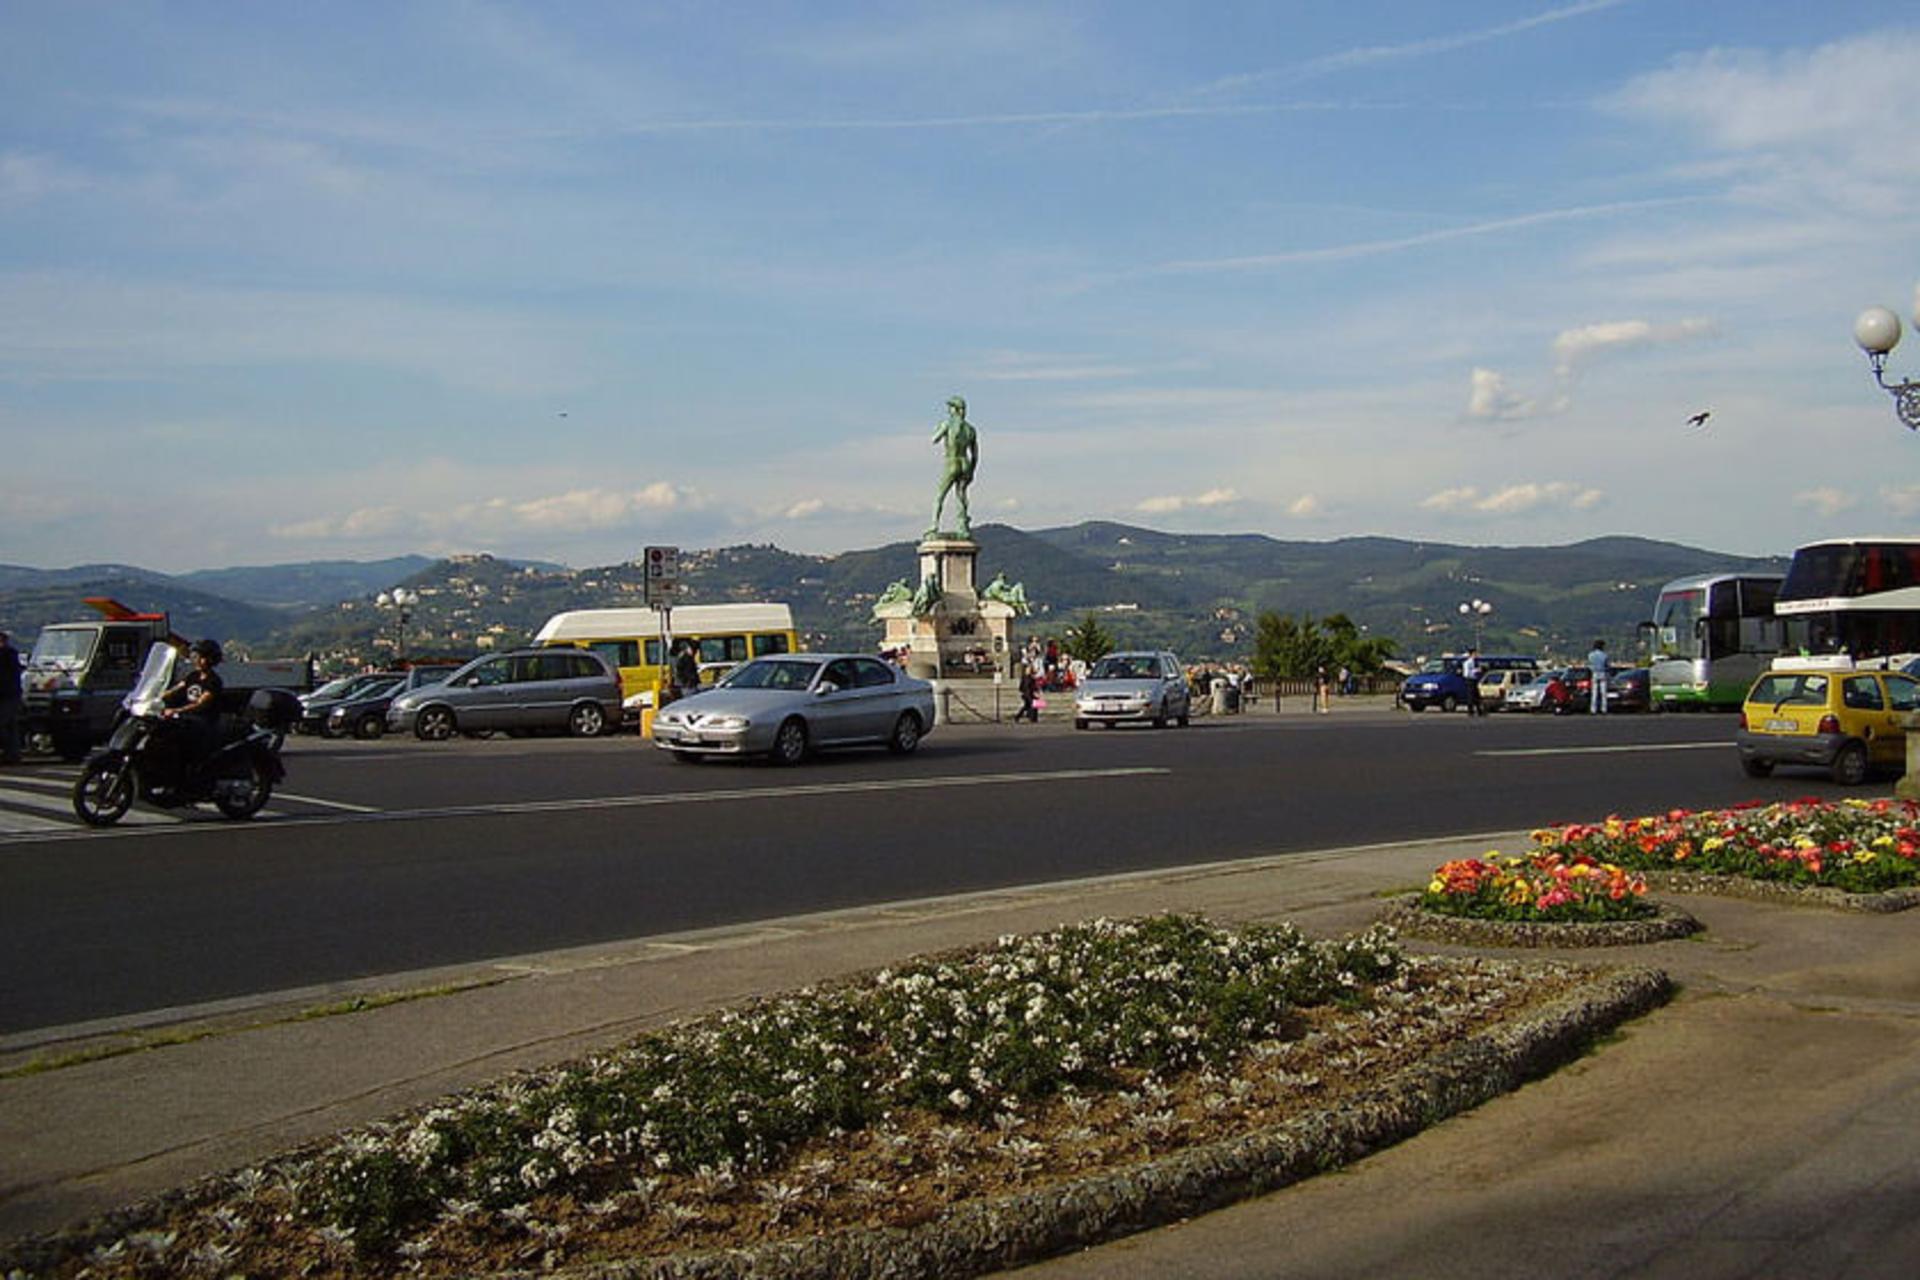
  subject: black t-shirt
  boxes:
[167,668,224,720]
[0,643,21,702]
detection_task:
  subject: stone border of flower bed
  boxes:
[1634,870,1920,914]
[486,965,1673,1280]
[1376,895,1701,949]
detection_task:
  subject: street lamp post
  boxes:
[1852,298,1920,430]
[1459,598,1492,650]
[376,588,418,661]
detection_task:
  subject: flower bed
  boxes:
[1531,798,1920,909]
[1,917,1671,1280]
[1385,851,1698,947]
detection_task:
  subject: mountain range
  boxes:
[0,524,1787,666]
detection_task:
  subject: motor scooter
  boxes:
[71,644,299,827]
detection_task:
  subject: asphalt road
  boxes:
[0,708,1847,1035]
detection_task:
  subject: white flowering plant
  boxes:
[286,915,1404,1255]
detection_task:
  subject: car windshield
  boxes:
[717,658,822,691]
[1418,659,1459,675]
[1091,656,1154,680]
[27,627,97,670]
[310,677,357,700]
[1751,673,1829,706]
[351,678,404,700]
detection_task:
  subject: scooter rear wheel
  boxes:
[214,757,274,819]
[73,758,135,826]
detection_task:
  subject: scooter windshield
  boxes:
[125,644,180,717]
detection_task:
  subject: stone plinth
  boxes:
[873,537,1017,682]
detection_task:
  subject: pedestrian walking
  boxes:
[1587,639,1610,714]
[0,630,23,764]
[1314,665,1332,714]
[1462,648,1484,718]
[1015,663,1040,723]
[1337,665,1351,698]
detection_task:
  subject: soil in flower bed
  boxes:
[10,956,1610,1280]
[1381,895,1701,947]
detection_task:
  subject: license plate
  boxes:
[1765,718,1799,732]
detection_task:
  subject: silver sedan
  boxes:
[651,653,935,764]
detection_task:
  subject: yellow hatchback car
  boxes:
[1736,662,1920,784]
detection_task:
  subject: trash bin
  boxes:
[1225,681,1241,713]
[1210,677,1229,716]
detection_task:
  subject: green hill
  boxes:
[0,526,1788,669]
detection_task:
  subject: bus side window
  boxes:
[752,633,791,657]
[645,640,663,666]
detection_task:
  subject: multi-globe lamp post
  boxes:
[376,587,418,661]
[1459,598,1492,650]
[1852,295,1920,430]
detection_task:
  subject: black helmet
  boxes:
[189,638,224,665]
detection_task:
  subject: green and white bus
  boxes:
[1642,572,1786,710]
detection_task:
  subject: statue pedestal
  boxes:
[873,537,1016,681]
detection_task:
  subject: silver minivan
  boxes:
[387,649,621,740]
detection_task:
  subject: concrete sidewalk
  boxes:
[4,825,1919,1278]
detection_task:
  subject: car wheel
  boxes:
[1178,710,1190,727]
[1074,718,1088,731]
[1831,741,1870,786]
[354,714,385,740]
[887,711,922,755]
[1153,708,1167,728]
[415,706,456,741]
[72,757,135,827]
[1741,757,1775,778]
[568,702,608,738]
[771,717,808,765]
[1440,694,1458,713]
[213,756,273,820]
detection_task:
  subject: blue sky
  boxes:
[4,1,1918,572]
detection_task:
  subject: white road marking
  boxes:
[273,791,382,813]
[1476,742,1730,758]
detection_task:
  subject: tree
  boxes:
[1062,613,1116,664]
[1253,611,1395,679]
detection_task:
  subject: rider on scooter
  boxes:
[161,638,225,763]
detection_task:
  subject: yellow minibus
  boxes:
[534,603,798,706]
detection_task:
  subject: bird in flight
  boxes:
[1684,410,1710,429]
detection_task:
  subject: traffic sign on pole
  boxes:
[643,545,680,606]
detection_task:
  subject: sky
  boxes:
[4,0,1919,574]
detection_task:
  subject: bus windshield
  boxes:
[1651,589,1705,659]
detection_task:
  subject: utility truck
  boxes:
[23,598,312,761]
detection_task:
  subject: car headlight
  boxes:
[702,715,748,730]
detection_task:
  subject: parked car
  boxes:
[1477,668,1534,710]
[1399,655,1537,713]
[1074,651,1191,729]
[1736,661,1920,784]
[326,671,456,740]
[1605,667,1651,713]
[387,650,620,741]
[297,672,400,735]
[650,653,934,764]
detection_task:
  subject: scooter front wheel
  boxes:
[73,757,136,827]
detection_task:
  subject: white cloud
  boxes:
[1551,318,1715,378]
[1605,31,1920,177]
[1884,486,1920,519]
[1421,482,1603,516]
[272,484,699,543]
[1137,488,1239,514]
[1794,487,1857,518]
[1466,367,1538,421]
[1287,494,1324,519]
